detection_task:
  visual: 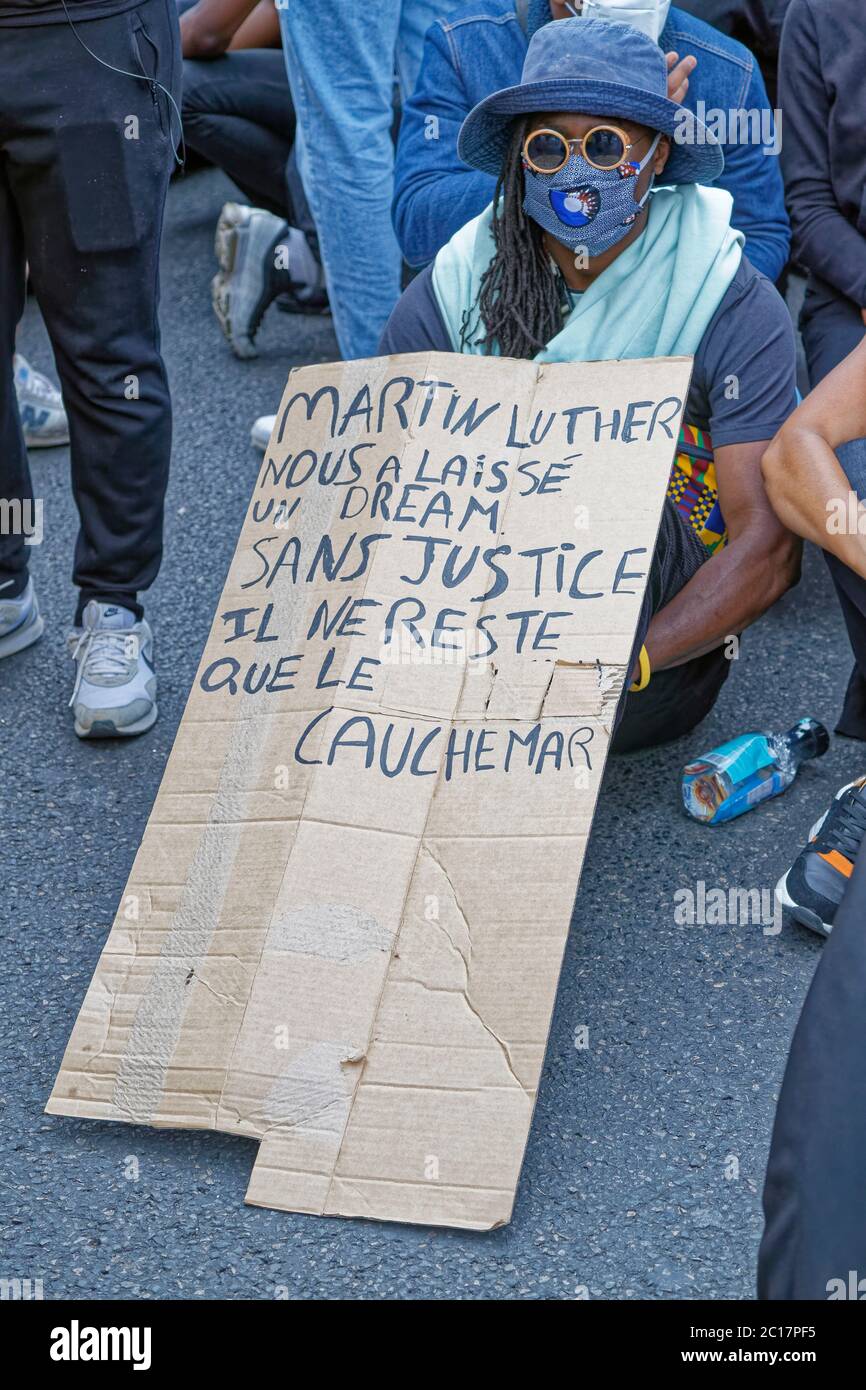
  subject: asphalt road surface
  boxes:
[1,167,854,1300]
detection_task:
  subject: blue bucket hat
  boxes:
[458,17,724,187]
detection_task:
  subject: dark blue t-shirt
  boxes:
[380,255,797,448]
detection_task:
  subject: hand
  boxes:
[860,307,866,327]
[666,50,696,104]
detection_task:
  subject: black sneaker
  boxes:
[775,778,866,936]
[275,287,330,317]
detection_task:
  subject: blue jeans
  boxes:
[278,0,455,360]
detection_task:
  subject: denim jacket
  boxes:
[394,0,790,280]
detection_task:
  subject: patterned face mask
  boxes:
[523,131,661,258]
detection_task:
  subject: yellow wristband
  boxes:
[629,644,651,693]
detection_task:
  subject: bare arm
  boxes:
[230,0,280,50]
[641,440,801,675]
[180,0,264,59]
[762,338,866,579]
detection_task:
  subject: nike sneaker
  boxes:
[68,601,157,738]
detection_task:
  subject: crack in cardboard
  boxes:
[401,976,529,1098]
[422,843,473,975]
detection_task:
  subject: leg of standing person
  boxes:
[799,282,866,738]
[0,159,45,653]
[759,841,866,1299]
[277,1,402,361]
[824,438,866,740]
[0,0,180,734]
[395,0,453,100]
[277,1,455,361]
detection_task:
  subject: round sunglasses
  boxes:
[523,124,652,174]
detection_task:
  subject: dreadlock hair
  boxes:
[470,117,563,360]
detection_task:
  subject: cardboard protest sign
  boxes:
[47,351,691,1230]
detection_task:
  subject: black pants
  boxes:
[611,500,731,754]
[799,275,866,739]
[800,273,866,390]
[182,48,314,238]
[760,271,866,1289]
[0,0,180,622]
[759,842,866,1299]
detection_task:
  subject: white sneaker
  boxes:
[0,578,44,657]
[68,601,157,738]
[14,353,69,449]
[211,202,285,359]
[251,413,276,452]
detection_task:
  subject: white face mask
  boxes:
[572,0,672,44]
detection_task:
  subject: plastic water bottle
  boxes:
[682,718,830,825]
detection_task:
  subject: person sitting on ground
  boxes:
[381,17,800,753]
[393,0,790,283]
[180,0,327,362]
[761,339,866,936]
